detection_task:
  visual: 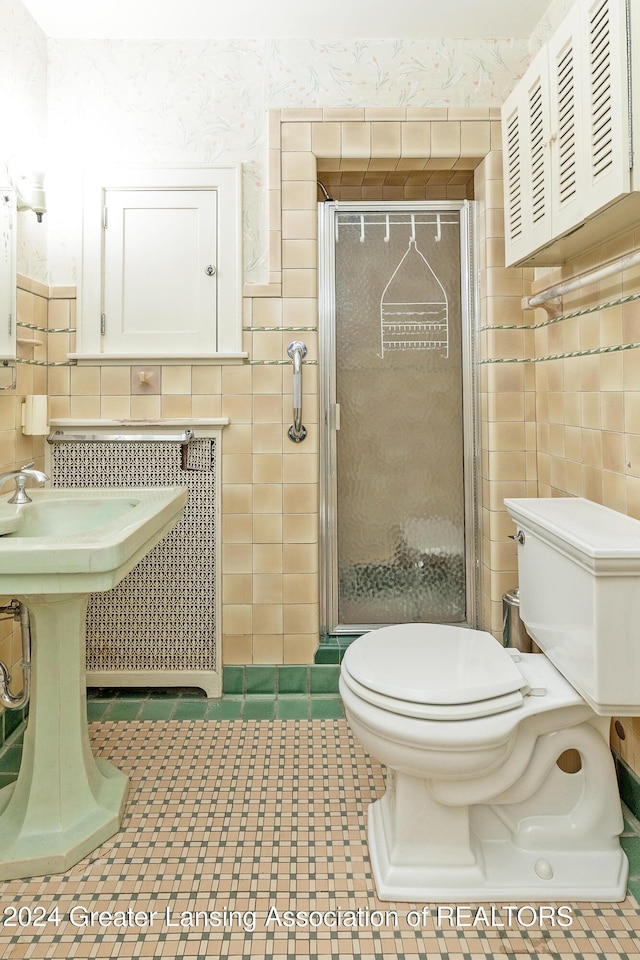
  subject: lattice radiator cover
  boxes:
[51,439,219,693]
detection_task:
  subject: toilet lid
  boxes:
[342,623,528,706]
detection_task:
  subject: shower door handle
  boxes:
[287,340,307,443]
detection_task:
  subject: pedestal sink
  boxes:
[0,486,187,880]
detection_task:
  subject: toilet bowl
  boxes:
[341,497,640,902]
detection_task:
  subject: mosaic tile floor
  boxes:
[0,719,639,959]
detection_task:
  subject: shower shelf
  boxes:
[383,340,448,351]
[380,239,449,359]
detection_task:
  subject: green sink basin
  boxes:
[4,497,137,538]
[0,486,188,593]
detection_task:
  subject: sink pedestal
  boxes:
[0,594,128,881]
[0,484,187,880]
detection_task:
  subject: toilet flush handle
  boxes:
[509,530,525,545]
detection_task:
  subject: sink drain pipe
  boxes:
[0,600,30,710]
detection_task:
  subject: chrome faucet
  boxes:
[0,462,49,504]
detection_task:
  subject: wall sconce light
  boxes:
[13,170,47,222]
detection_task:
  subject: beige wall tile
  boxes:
[341,122,371,158]
[253,604,283,634]
[162,365,191,395]
[281,122,311,151]
[222,634,253,664]
[312,122,341,157]
[372,122,401,157]
[101,395,131,420]
[160,395,191,418]
[70,395,100,418]
[253,543,283,575]
[253,574,283,604]
[130,395,161,419]
[253,635,284,664]
[223,574,252,605]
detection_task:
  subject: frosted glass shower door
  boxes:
[320,202,477,633]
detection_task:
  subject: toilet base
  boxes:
[368,793,629,902]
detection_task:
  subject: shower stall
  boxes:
[319,201,479,635]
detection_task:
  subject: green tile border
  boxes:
[278,665,309,695]
[616,753,640,823]
[242,699,276,720]
[205,699,244,720]
[0,702,28,750]
[222,663,341,697]
[310,665,341,694]
[245,665,277,696]
[276,698,310,720]
[621,835,640,878]
[315,635,358,664]
[0,656,348,743]
[173,700,210,720]
[310,697,344,719]
[222,666,244,696]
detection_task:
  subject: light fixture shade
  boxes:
[30,172,47,216]
[14,170,46,220]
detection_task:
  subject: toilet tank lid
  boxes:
[504,497,640,572]
[342,623,527,706]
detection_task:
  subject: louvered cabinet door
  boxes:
[548,4,586,238]
[502,47,552,266]
[580,0,631,214]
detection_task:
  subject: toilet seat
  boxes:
[341,623,530,721]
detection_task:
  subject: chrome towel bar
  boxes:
[47,429,196,444]
[287,340,307,443]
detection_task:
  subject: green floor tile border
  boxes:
[0,658,347,745]
[85,678,346,720]
[0,702,27,751]
[314,635,359,664]
[615,753,640,822]
[222,663,341,696]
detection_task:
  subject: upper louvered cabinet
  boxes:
[502,0,634,266]
[502,48,553,264]
[581,0,631,212]
[547,4,585,238]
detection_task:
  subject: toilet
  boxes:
[340,497,640,902]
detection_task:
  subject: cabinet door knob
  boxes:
[205,264,216,276]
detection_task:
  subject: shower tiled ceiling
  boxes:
[316,160,478,202]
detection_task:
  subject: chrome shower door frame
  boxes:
[318,200,480,636]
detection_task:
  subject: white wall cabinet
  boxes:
[502,0,636,266]
[79,166,243,361]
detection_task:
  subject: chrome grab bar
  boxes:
[287,340,307,443]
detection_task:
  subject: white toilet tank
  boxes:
[505,497,640,717]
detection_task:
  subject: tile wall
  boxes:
[0,275,49,728]
[10,107,640,779]
[45,107,527,671]
[526,234,640,774]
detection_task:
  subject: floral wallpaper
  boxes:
[44,35,529,285]
[4,0,538,285]
[528,0,574,50]
[267,38,526,108]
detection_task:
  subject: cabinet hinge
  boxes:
[102,206,108,229]
[100,314,106,336]
[7,314,12,336]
